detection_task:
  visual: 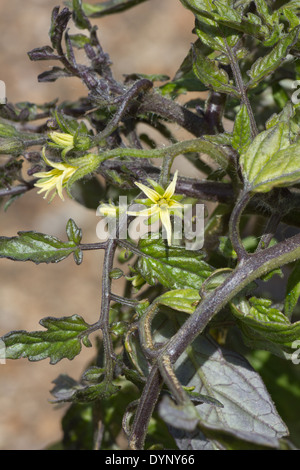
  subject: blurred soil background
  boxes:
[0,0,198,449]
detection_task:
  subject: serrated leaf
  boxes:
[247,28,300,88]
[156,289,200,314]
[230,297,300,358]
[181,0,267,39]
[136,237,214,290]
[247,141,300,192]
[52,380,119,403]
[232,104,252,154]
[239,122,292,192]
[192,47,239,96]
[155,315,288,448]
[282,8,300,29]
[0,230,81,264]
[1,315,90,364]
[66,218,82,245]
[213,0,241,22]
[254,0,274,25]
[285,261,300,319]
[194,15,240,52]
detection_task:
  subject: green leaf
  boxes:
[156,289,200,314]
[282,8,300,29]
[136,237,214,290]
[66,218,82,245]
[155,315,288,448]
[230,297,300,358]
[1,315,91,364]
[247,28,300,88]
[65,0,149,17]
[213,0,241,22]
[72,0,91,29]
[109,268,124,279]
[239,122,293,192]
[194,15,240,52]
[61,402,94,450]
[0,230,81,264]
[285,261,300,319]
[0,121,18,137]
[232,104,252,154]
[52,379,119,403]
[68,33,91,49]
[192,47,239,96]
[181,0,267,39]
[254,0,271,22]
[247,141,300,192]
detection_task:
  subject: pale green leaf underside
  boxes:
[249,142,300,192]
[239,122,300,192]
[155,315,288,448]
[156,288,200,314]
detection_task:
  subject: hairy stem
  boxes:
[131,231,300,448]
[128,364,162,450]
[166,231,300,363]
[98,238,117,381]
[229,190,252,262]
[97,138,228,169]
[225,44,258,138]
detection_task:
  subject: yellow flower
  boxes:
[48,131,74,158]
[33,148,77,201]
[97,203,118,218]
[127,170,183,245]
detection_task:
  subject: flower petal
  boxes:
[168,200,184,208]
[159,208,172,245]
[134,182,160,203]
[127,205,160,217]
[163,170,178,200]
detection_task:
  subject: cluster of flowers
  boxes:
[34,132,183,245]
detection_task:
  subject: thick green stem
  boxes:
[97,138,228,170]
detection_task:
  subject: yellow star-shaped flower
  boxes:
[48,131,75,158]
[33,148,77,201]
[127,170,183,245]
